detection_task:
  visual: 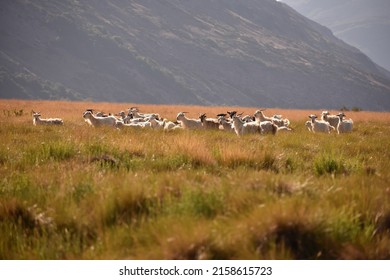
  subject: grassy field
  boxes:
[1,99,390,260]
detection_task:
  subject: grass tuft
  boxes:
[314,154,346,176]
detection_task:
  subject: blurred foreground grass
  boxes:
[0,101,390,259]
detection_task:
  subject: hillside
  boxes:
[1,0,390,110]
[281,0,390,72]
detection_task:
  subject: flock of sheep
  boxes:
[305,111,353,134]
[32,107,353,135]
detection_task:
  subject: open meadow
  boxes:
[1,99,390,259]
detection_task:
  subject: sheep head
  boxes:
[254,110,263,116]
[218,116,226,124]
[199,113,207,121]
[129,107,139,112]
[336,112,346,120]
[227,111,237,118]
[83,110,93,118]
[176,112,188,121]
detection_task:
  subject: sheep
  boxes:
[115,121,146,129]
[117,110,154,124]
[277,126,293,132]
[135,121,152,128]
[254,109,290,127]
[227,110,256,123]
[305,121,313,132]
[199,113,220,130]
[84,109,117,125]
[128,107,160,120]
[231,115,261,136]
[241,115,255,122]
[308,114,335,133]
[217,114,234,132]
[227,111,237,119]
[118,111,132,124]
[82,109,94,126]
[95,112,110,117]
[321,111,339,129]
[259,120,278,135]
[336,112,353,134]
[32,111,63,126]
[126,113,160,124]
[272,114,291,127]
[176,112,203,129]
[164,120,182,131]
[149,118,166,130]
[121,114,162,129]
[226,110,277,135]
[83,110,117,127]
[114,120,127,129]
[251,110,278,135]
[128,117,148,124]
[254,109,272,122]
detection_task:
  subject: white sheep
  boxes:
[118,111,132,124]
[336,112,353,134]
[199,113,220,130]
[226,111,238,120]
[176,112,203,129]
[252,110,278,134]
[164,120,182,131]
[149,118,166,130]
[115,121,147,129]
[231,116,261,136]
[234,114,277,135]
[259,120,278,135]
[308,114,335,133]
[321,111,339,129]
[95,112,110,117]
[217,114,234,132]
[130,114,161,128]
[83,110,117,127]
[241,115,255,122]
[128,107,160,120]
[277,126,293,132]
[32,111,63,126]
[305,121,313,132]
[254,109,290,127]
[128,117,147,124]
[272,114,291,127]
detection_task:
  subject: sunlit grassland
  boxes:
[0,99,390,259]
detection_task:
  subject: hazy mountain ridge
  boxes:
[1,0,390,110]
[281,0,390,72]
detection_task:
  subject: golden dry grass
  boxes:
[1,99,390,260]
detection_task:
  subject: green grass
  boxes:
[1,119,390,259]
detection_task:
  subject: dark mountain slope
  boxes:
[1,0,389,110]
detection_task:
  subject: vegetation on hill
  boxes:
[1,0,390,110]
